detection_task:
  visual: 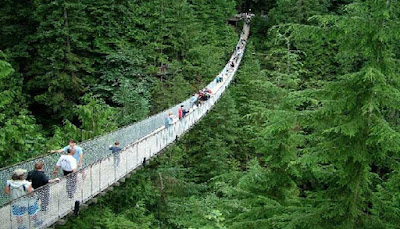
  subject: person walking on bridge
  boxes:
[165,112,176,142]
[190,93,198,108]
[178,105,187,119]
[27,161,60,211]
[53,148,78,199]
[216,75,223,83]
[109,141,122,168]
[5,169,42,228]
[165,111,174,128]
[52,139,83,168]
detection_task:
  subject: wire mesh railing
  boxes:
[0,19,250,229]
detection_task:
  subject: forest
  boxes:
[0,0,238,166]
[1,0,400,228]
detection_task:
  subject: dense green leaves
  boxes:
[62,1,400,228]
[0,0,238,164]
[3,0,400,228]
[0,52,47,166]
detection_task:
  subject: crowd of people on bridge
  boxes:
[4,137,125,228]
[164,25,247,128]
[4,139,85,228]
[4,16,250,228]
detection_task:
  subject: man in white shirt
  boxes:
[53,148,77,176]
[53,148,78,198]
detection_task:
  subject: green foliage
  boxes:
[26,0,89,121]
[290,1,400,227]
[179,92,241,183]
[0,52,46,167]
[6,0,400,229]
[263,28,305,90]
[0,55,13,79]
[68,1,399,227]
[61,206,153,229]
[113,79,151,126]
[234,0,276,13]
[52,94,118,144]
[0,0,239,166]
[269,0,330,24]
[151,74,193,113]
[242,0,400,228]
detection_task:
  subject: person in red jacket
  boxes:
[178,105,187,119]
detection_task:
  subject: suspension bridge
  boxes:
[0,16,251,229]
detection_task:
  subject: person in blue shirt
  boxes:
[52,139,83,167]
[216,75,223,83]
[190,94,198,108]
[109,141,122,167]
[165,112,174,128]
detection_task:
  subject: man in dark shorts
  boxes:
[27,161,60,211]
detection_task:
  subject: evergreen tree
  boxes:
[0,52,46,166]
[183,92,241,182]
[51,1,400,229]
[25,0,90,122]
[55,94,118,142]
[269,0,330,24]
[288,1,400,227]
